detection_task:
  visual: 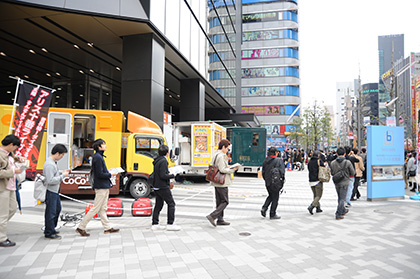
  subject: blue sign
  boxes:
[367,126,404,200]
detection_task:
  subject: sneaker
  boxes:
[75,228,90,237]
[0,239,16,247]
[270,215,281,220]
[217,221,230,226]
[104,228,119,234]
[166,224,181,231]
[45,234,62,240]
[151,224,166,231]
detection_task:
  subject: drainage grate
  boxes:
[239,232,251,236]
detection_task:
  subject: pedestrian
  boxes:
[344,146,358,207]
[206,139,238,227]
[43,143,70,240]
[0,135,24,247]
[307,151,324,214]
[351,148,364,200]
[330,147,355,220]
[406,153,417,192]
[261,147,285,219]
[151,144,181,231]
[76,139,119,237]
[359,147,367,183]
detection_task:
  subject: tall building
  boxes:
[378,34,404,122]
[335,81,357,135]
[208,0,299,150]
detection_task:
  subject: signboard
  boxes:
[367,126,404,200]
[12,80,54,178]
[191,124,212,166]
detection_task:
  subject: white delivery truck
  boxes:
[171,122,226,176]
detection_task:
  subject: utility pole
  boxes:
[357,74,362,149]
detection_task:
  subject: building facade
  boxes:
[0,0,241,127]
[208,0,299,150]
[378,34,404,123]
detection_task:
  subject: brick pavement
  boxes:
[1,170,419,278]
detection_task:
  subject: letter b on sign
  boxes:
[384,131,393,146]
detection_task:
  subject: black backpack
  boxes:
[270,158,284,187]
[332,160,347,184]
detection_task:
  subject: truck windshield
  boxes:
[135,137,162,159]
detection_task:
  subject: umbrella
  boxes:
[15,179,22,214]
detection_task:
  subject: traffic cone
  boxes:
[287,162,292,171]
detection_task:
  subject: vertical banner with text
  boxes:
[13,80,53,178]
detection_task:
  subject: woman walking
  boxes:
[307,151,324,214]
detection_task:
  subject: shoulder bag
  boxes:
[205,154,226,184]
[318,160,331,182]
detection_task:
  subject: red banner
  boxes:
[13,81,53,178]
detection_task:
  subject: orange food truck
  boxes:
[0,104,172,198]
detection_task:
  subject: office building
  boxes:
[378,34,404,122]
[208,0,299,150]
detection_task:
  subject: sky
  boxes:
[298,0,420,112]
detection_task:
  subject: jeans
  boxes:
[262,184,282,217]
[335,183,348,217]
[310,182,323,207]
[152,188,176,225]
[346,177,355,205]
[44,190,61,237]
[352,177,361,199]
[209,187,229,221]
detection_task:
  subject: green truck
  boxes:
[227,127,267,174]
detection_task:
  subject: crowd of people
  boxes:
[0,133,418,247]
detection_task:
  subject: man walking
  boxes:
[43,143,69,240]
[330,147,355,220]
[151,144,180,231]
[76,139,119,236]
[261,147,285,219]
[206,139,238,227]
[0,135,24,247]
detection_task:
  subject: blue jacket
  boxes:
[92,151,112,189]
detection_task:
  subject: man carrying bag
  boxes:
[330,147,355,220]
[261,147,285,220]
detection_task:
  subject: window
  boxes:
[252,133,259,146]
[135,137,162,159]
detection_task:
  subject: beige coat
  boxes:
[354,155,365,177]
[210,150,236,187]
[0,150,15,191]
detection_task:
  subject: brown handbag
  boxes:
[206,154,226,184]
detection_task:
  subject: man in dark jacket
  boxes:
[76,139,119,237]
[330,147,355,220]
[261,147,285,220]
[307,151,324,214]
[152,145,180,231]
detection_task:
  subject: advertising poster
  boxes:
[192,124,212,166]
[13,80,54,178]
[241,105,285,115]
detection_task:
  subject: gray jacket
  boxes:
[43,157,64,193]
[330,156,355,185]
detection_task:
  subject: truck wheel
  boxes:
[129,179,151,199]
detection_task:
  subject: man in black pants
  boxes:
[261,147,285,220]
[151,145,180,231]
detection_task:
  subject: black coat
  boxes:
[262,156,285,187]
[92,151,112,189]
[153,156,175,190]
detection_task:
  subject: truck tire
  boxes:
[129,179,151,199]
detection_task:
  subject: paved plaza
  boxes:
[1,170,420,278]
